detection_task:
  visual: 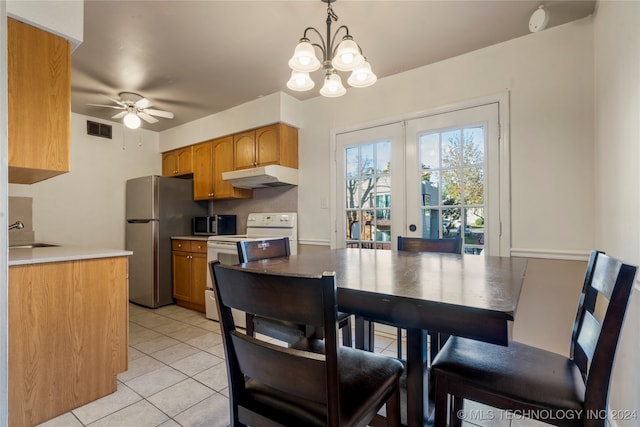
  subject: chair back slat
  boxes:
[237,237,290,263]
[214,263,327,330]
[576,311,600,363]
[397,236,462,254]
[570,250,601,371]
[230,331,328,404]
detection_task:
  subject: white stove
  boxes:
[205,212,298,325]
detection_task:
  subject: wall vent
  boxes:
[87,120,112,139]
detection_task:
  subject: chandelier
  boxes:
[286,0,377,98]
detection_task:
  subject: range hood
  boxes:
[222,165,299,189]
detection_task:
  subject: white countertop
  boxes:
[9,244,133,266]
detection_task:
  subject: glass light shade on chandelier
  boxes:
[319,72,346,98]
[123,111,141,129]
[287,71,315,91]
[331,36,364,71]
[347,59,377,88]
[288,39,322,73]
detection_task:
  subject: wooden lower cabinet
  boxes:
[172,239,208,312]
[8,257,129,427]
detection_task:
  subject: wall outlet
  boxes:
[320,197,329,209]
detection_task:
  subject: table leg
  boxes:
[406,328,428,427]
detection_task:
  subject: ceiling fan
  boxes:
[89,92,174,129]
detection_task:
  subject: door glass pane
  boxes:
[420,133,440,169]
[464,207,485,254]
[442,130,461,168]
[443,207,462,238]
[346,146,359,178]
[343,141,393,250]
[377,141,391,175]
[463,127,485,166]
[441,170,461,205]
[463,167,484,204]
[422,208,439,239]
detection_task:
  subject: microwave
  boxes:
[193,215,237,236]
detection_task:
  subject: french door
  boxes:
[405,103,500,255]
[335,101,505,255]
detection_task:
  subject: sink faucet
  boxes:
[9,221,24,231]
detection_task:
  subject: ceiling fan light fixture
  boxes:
[286,71,315,91]
[123,111,141,129]
[347,59,377,88]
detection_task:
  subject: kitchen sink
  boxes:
[9,243,60,249]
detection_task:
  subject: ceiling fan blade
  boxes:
[138,112,159,124]
[112,111,127,119]
[135,97,153,109]
[142,108,174,119]
[88,103,125,110]
[104,95,126,107]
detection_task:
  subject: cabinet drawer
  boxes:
[190,241,208,253]
[172,240,192,251]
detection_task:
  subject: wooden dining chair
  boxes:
[431,250,637,427]
[211,261,404,427]
[356,236,462,359]
[237,238,353,347]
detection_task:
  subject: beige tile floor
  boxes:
[37,303,545,427]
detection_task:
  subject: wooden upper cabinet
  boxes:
[234,123,298,170]
[193,141,214,200]
[8,18,71,184]
[162,146,193,176]
[193,138,252,201]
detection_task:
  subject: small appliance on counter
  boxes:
[193,215,237,236]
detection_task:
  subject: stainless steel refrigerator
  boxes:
[126,175,207,308]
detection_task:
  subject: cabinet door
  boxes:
[212,136,237,199]
[234,130,256,170]
[193,141,214,200]
[172,251,192,301]
[255,124,280,166]
[190,253,208,308]
[162,151,178,176]
[8,18,71,184]
[176,146,194,174]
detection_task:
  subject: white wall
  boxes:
[297,19,594,255]
[6,0,83,48]
[8,113,161,249]
[593,1,640,419]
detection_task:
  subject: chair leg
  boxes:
[396,328,403,359]
[433,375,448,427]
[385,387,401,427]
[451,397,463,427]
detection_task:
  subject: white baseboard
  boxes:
[510,248,591,261]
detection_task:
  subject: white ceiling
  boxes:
[71,0,596,132]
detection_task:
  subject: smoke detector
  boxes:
[529,5,549,33]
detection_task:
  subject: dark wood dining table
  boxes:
[236,248,528,427]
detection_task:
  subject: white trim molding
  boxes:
[298,239,331,247]
[510,248,592,261]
